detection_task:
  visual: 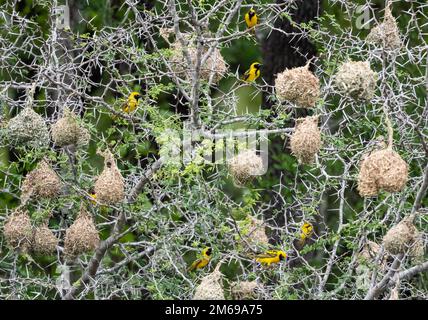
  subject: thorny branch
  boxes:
[0,0,427,300]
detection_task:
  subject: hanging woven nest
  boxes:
[21,159,62,201]
[408,237,425,262]
[334,61,378,100]
[274,63,320,108]
[383,214,421,255]
[240,216,269,248]
[290,116,321,164]
[51,107,90,147]
[228,150,264,187]
[94,149,125,205]
[3,208,33,252]
[33,220,58,255]
[355,242,387,291]
[6,105,49,148]
[64,207,100,260]
[357,240,387,268]
[357,241,380,263]
[193,266,225,300]
[169,37,227,84]
[366,5,401,51]
[357,148,408,197]
[230,280,263,300]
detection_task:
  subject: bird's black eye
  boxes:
[255,63,261,69]
[135,94,141,100]
[249,11,255,18]
[206,248,212,256]
[279,254,285,261]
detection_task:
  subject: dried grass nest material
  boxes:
[290,116,321,164]
[33,222,58,255]
[6,106,49,148]
[230,280,263,300]
[21,159,62,201]
[64,207,100,259]
[51,108,90,147]
[274,64,320,108]
[357,240,387,267]
[240,216,269,247]
[193,268,225,300]
[383,214,424,256]
[169,38,228,84]
[366,6,401,50]
[334,61,378,100]
[357,148,408,197]
[228,150,264,186]
[3,208,33,252]
[94,149,125,205]
[355,242,386,291]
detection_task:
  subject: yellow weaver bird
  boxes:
[245,8,258,30]
[299,222,314,245]
[89,193,97,205]
[88,188,97,205]
[122,91,142,113]
[243,62,262,82]
[254,250,287,266]
[188,247,212,271]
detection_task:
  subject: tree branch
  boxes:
[63,157,163,300]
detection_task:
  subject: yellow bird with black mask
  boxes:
[122,91,141,113]
[254,250,287,266]
[188,247,212,271]
[299,221,314,245]
[243,62,262,82]
[245,8,258,30]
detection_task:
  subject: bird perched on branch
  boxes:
[89,192,97,205]
[188,247,212,271]
[243,62,262,82]
[122,91,142,113]
[299,221,314,246]
[245,8,258,30]
[254,250,286,266]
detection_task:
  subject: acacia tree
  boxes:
[0,0,427,300]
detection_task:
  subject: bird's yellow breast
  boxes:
[245,10,258,28]
[243,64,261,82]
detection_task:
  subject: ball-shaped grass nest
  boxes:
[3,208,33,253]
[51,108,90,147]
[169,38,227,84]
[33,222,58,255]
[290,116,321,164]
[6,106,49,148]
[64,207,100,260]
[334,61,378,100]
[230,280,263,300]
[357,148,408,197]
[193,268,225,300]
[366,6,401,51]
[275,64,320,108]
[383,214,423,256]
[94,149,125,205]
[228,150,264,187]
[21,159,62,201]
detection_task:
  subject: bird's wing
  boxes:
[188,259,202,271]
[255,252,277,259]
[121,101,129,112]
[243,70,251,81]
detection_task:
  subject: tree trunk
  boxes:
[260,0,321,257]
[262,0,321,108]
